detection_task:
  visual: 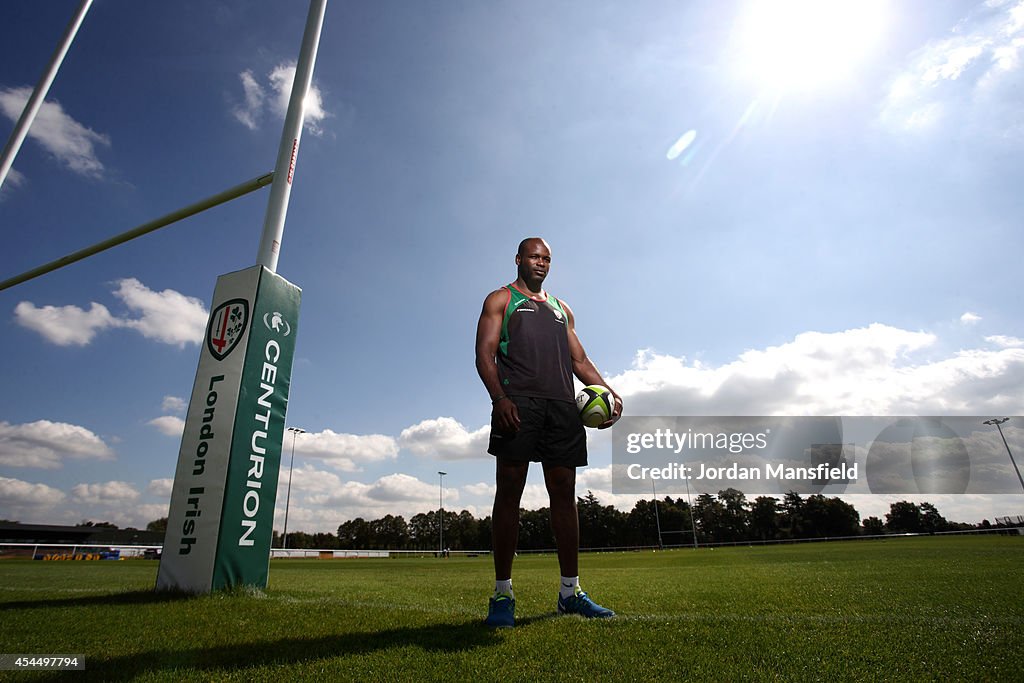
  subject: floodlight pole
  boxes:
[0,0,93,193]
[438,471,447,556]
[984,418,1024,492]
[282,427,306,549]
[256,0,327,273]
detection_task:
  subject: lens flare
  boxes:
[666,130,697,161]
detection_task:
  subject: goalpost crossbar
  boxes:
[0,171,274,292]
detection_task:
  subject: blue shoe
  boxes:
[485,593,515,627]
[557,589,615,618]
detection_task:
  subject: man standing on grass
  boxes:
[475,237,622,627]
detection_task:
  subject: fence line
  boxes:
[1,526,1019,561]
[0,542,162,559]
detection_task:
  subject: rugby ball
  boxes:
[576,385,615,428]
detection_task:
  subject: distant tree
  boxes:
[78,521,118,529]
[442,510,461,549]
[625,499,659,547]
[862,516,884,535]
[450,510,479,550]
[288,531,314,548]
[661,497,692,543]
[802,495,860,537]
[408,512,439,550]
[519,507,553,550]
[146,518,168,533]
[369,514,410,549]
[475,515,493,550]
[337,517,372,548]
[885,501,923,533]
[779,492,805,539]
[749,496,780,541]
[919,502,949,534]
[577,491,626,548]
[310,532,340,549]
[717,488,749,541]
[622,496,692,547]
[693,493,725,543]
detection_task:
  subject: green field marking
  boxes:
[0,536,1020,681]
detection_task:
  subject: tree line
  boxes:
[272,489,984,551]
[136,490,998,551]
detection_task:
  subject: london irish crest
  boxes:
[206,299,249,361]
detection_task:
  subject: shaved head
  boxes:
[518,237,550,257]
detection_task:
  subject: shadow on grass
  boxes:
[37,619,503,682]
[515,610,560,627]
[0,589,193,612]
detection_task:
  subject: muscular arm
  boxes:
[563,300,623,428]
[475,289,519,431]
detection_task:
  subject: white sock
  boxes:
[559,576,579,599]
[495,579,513,597]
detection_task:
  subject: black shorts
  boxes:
[487,396,587,468]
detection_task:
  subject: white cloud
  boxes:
[880,0,1024,143]
[277,463,345,494]
[14,301,119,346]
[985,334,1024,348]
[366,473,447,503]
[578,465,613,492]
[285,470,463,527]
[269,63,327,135]
[961,311,983,325]
[293,429,398,472]
[14,279,207,348]
[0,476,66,507]
[146,478,174,497]
[161,396,187,414]
[398,417,490,460]
[112,279,207,347]
[135,503,171,522]
[232,69,265,130]
[98,503,173,531]
[71,481,140,504]
[0,420,115,469]
[465,482,496,497]
[0,166,26,199]
[231,62,327,135]
[517,483,554,510]
[148,416,185,437]
[0,86,110,178]
[609,323,1024,416]
[72,502,170,531]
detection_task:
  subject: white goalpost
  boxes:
[0,0,93,194]
[0,0,330,594]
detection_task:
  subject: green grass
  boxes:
[1,536,1021,681]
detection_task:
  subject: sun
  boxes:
[732,0,889,92]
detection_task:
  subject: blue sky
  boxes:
[1,0,1022,535]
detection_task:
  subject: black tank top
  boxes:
[496,284,574,402]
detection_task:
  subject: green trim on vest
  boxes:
[499,285,567,357]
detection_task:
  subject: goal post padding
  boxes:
[157,265,300,593]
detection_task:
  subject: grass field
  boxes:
[0,536,1021,681]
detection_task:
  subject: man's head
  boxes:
[516,237,551,292]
